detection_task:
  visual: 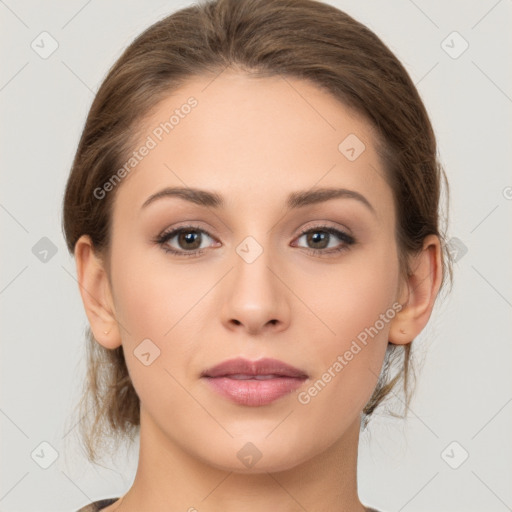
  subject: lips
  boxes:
[201,357,309,379]
[201,357,309,407]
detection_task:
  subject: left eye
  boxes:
[293,226,355,254]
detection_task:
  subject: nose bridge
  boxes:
[233,234,279,305]
[220,231,289,333]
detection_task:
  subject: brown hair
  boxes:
[62,0,453,463]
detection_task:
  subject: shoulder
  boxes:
[75,497,120,512]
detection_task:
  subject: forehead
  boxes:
[112,71,392,220]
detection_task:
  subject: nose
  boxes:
[220,245,290,336]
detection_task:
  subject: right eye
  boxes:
[154,225,219,257]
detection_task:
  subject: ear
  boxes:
[389,234,443,345]
[74,234,122,349]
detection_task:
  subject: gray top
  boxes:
[76,498,119,511]
[76,498,383,511]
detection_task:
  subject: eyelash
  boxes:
[153,224,356,259]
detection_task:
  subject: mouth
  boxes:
[200,357,308,407]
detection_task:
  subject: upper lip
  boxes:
[201,357,308,378]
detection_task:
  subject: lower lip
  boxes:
[203,376,306,406]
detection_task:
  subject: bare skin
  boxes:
[75,70,442,512]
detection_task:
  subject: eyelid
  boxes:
[295,219,353,237]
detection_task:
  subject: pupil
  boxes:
[309,231,328,249]
[180,231,200,249]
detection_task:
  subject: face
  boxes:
[104,71,402,472]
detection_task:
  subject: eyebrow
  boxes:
[141,186,376,215]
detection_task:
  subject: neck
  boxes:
[115,409,367,512]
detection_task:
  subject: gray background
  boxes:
[1,1,511,511]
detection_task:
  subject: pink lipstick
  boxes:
[201,357,308,406]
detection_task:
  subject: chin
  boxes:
[194,436,317,475]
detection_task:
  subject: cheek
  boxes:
[296,240,399,344]
[293,243,399,411]
[111,235,207,341]
[109,252,213,419]
[109,241,209,386]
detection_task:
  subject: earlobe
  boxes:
[74,234,121,349]
[389,234,443,345]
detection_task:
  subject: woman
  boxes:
[63,0,452,510]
